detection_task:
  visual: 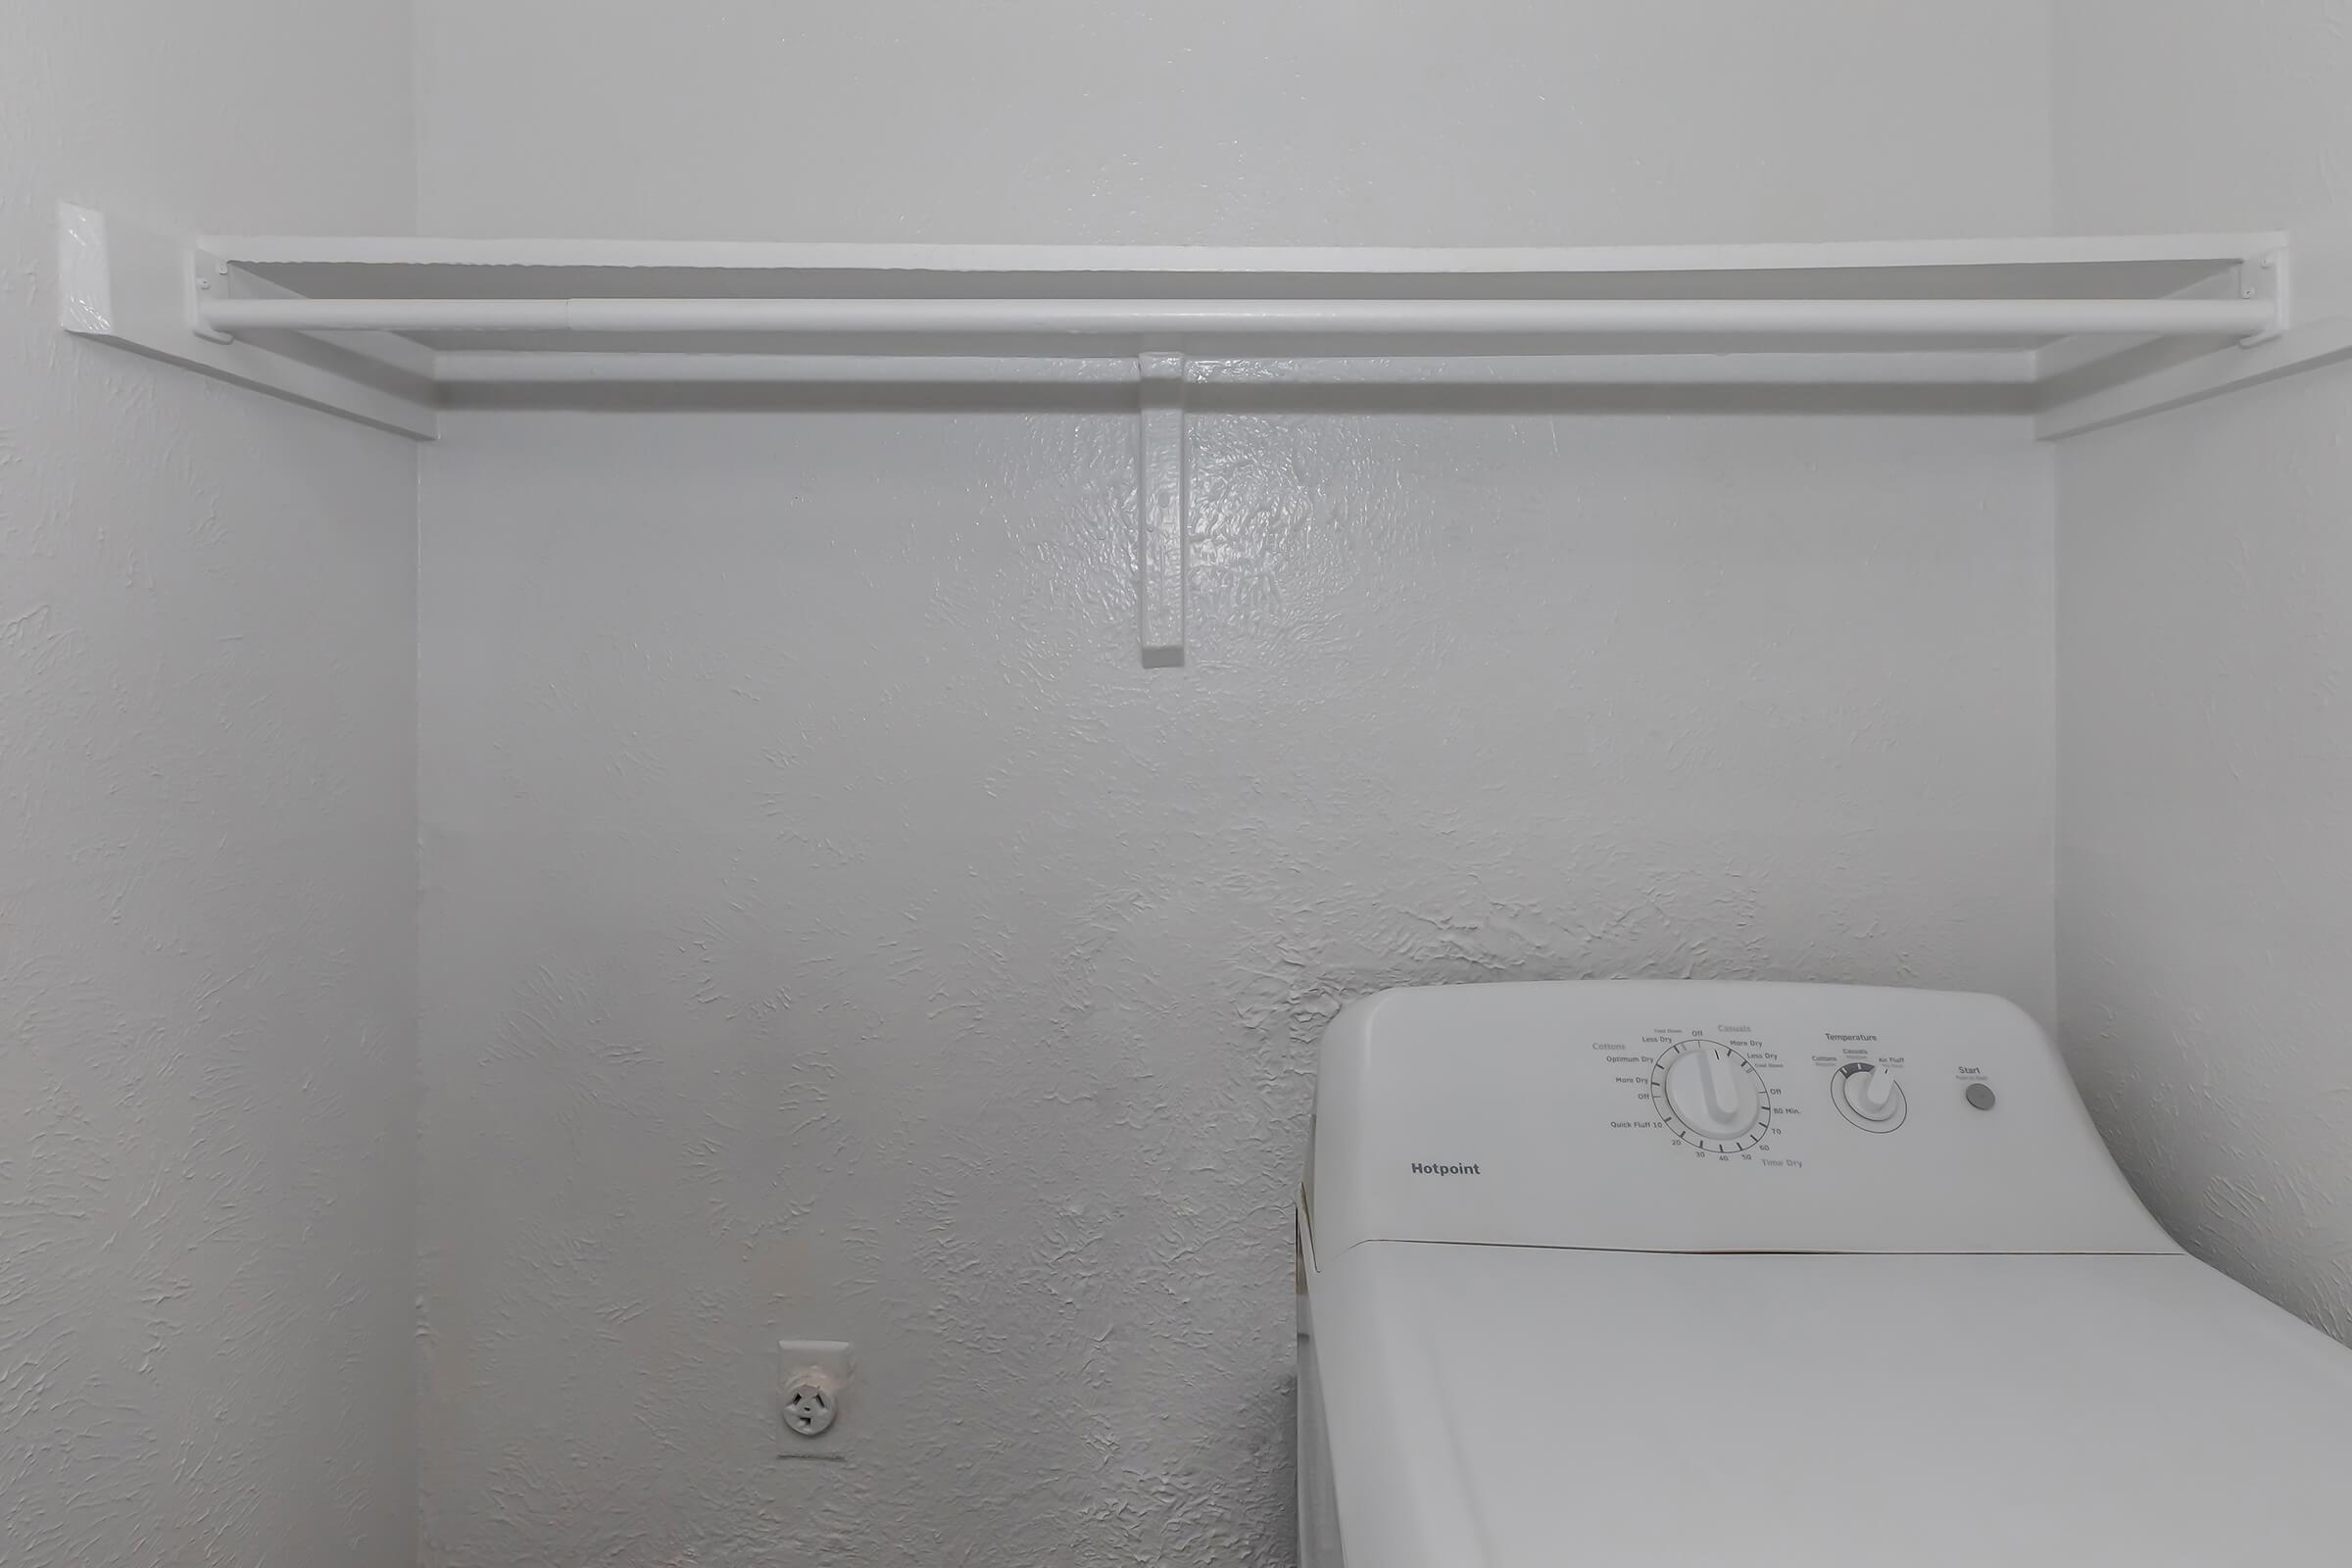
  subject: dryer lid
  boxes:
[1307,1242,2352,1568]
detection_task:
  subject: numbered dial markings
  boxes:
[1651,1038,1773,1152]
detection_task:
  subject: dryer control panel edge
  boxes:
[1306,980,2175,1257]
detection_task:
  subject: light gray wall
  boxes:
[0,3,418,1565]
[415,0,2051,244]
[2054,0,2352,1340]
[412,4,2059,1564]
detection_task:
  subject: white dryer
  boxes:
[1295,981,2352,1567]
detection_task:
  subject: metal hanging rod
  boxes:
[197,294,2279,340]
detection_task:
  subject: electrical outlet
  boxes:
[782,1376,837,1437]
[776,1341,855,1456]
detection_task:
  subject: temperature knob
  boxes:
[1651,1039,1770,1151]
[1833,1062,1906,1131]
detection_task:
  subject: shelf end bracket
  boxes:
[2240,246,2289,347]
[53,203,437,439]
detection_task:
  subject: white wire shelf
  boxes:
[62,205,2350,444]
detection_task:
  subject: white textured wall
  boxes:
[418,409,2054,1567]
[414,4,2058,1564]
[2055,0,2352,1340]
[0,3,418,1565]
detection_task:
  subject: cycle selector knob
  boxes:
[1653,1040,1770,1151]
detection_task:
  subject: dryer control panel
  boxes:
[1305,981,2176,1257]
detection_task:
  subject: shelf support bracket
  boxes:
[187,246,235,344]
[2238,247,2289,347]
[1137,351,1187,668]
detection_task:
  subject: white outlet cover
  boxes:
[775,1340,856,1459]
